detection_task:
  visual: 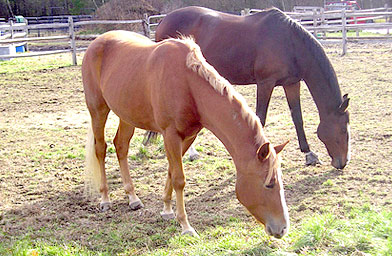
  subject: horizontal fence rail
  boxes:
[25,15,92,24]
[0,18,146,63]
[1,7,392,63]
[246,6,392,55]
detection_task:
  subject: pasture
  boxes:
[0,42,391,255]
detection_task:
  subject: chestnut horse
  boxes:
[155,6,351,169]
[82,31,289,238]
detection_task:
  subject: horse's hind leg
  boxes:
[87,105,111,211]
[114,120,144,210]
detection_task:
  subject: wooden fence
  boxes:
[0,21,28,40]
[24,15,93,24]
[0,17,146,64]
[1,7,392,63]
[245,6,392,55]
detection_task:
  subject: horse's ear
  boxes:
[257,142,270,161]
[339,96,350,114]
[274,140,289,154]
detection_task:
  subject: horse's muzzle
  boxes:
[266,223,288,239]
[332,157,348,169]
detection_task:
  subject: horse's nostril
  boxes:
[281,226,287,235]
[267,226,272,235]
[332,158,346,170]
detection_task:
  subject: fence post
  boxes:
[341,9,347,56]
[68,16,77,65]
[386,4,390,35]
[142,13,150,38]
[354,16,359,36]
[313,8,318,37]
[321,8,326,37]
[24,20,29,51]
[10,20,14,39]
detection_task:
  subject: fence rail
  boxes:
[0,17,146,63]
[1,7,392,63]
[24,15,92,24]
[246,6,392,55]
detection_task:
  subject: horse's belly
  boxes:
[111,106,159,131]
[103,85,160,131]
[203,48,257,85]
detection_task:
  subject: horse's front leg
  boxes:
[161,135,198,219]
[256,79,275,126]
[162,130,198,236]
[283,82,321,166]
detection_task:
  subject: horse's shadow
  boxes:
[284,167,344,211]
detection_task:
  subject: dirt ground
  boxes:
[0,42,391,253]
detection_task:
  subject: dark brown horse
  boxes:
[82,31,289,237]
[155,6,351,169]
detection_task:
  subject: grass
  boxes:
[0,204,390,255]
[0,237,94,256]
[323,31,389,37]
[1,43,392,255]
[0,53,83,74]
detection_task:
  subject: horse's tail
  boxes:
[85,120,101,194]
[143,131,160,145]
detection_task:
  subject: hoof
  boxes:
[99,202,111,212]
[182,228,199,237]
[305,152,322,166]
[187,146,200,161]
[160,211,175,220]
[188,153,199,161]
[129,200,144,211]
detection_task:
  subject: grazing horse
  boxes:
[82,31,289,238]
[155,6,351,169]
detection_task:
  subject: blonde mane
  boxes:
[176,37,266,146]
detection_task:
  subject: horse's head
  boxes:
[317,94,350,169]
[235,141,289,239]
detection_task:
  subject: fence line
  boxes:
[246,7,392,55]
[24,15,92,24]
[1,7,392,63]
[0,18,146,63]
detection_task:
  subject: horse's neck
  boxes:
[299,44,343,118]
[195,88,263,165]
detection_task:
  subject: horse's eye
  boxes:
[265,178,275,189]
[265,183,275,189]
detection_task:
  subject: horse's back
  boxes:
[156,7,301,85]
[156,6,242,41]
[82,31,154,88]
[82,30,200,132]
